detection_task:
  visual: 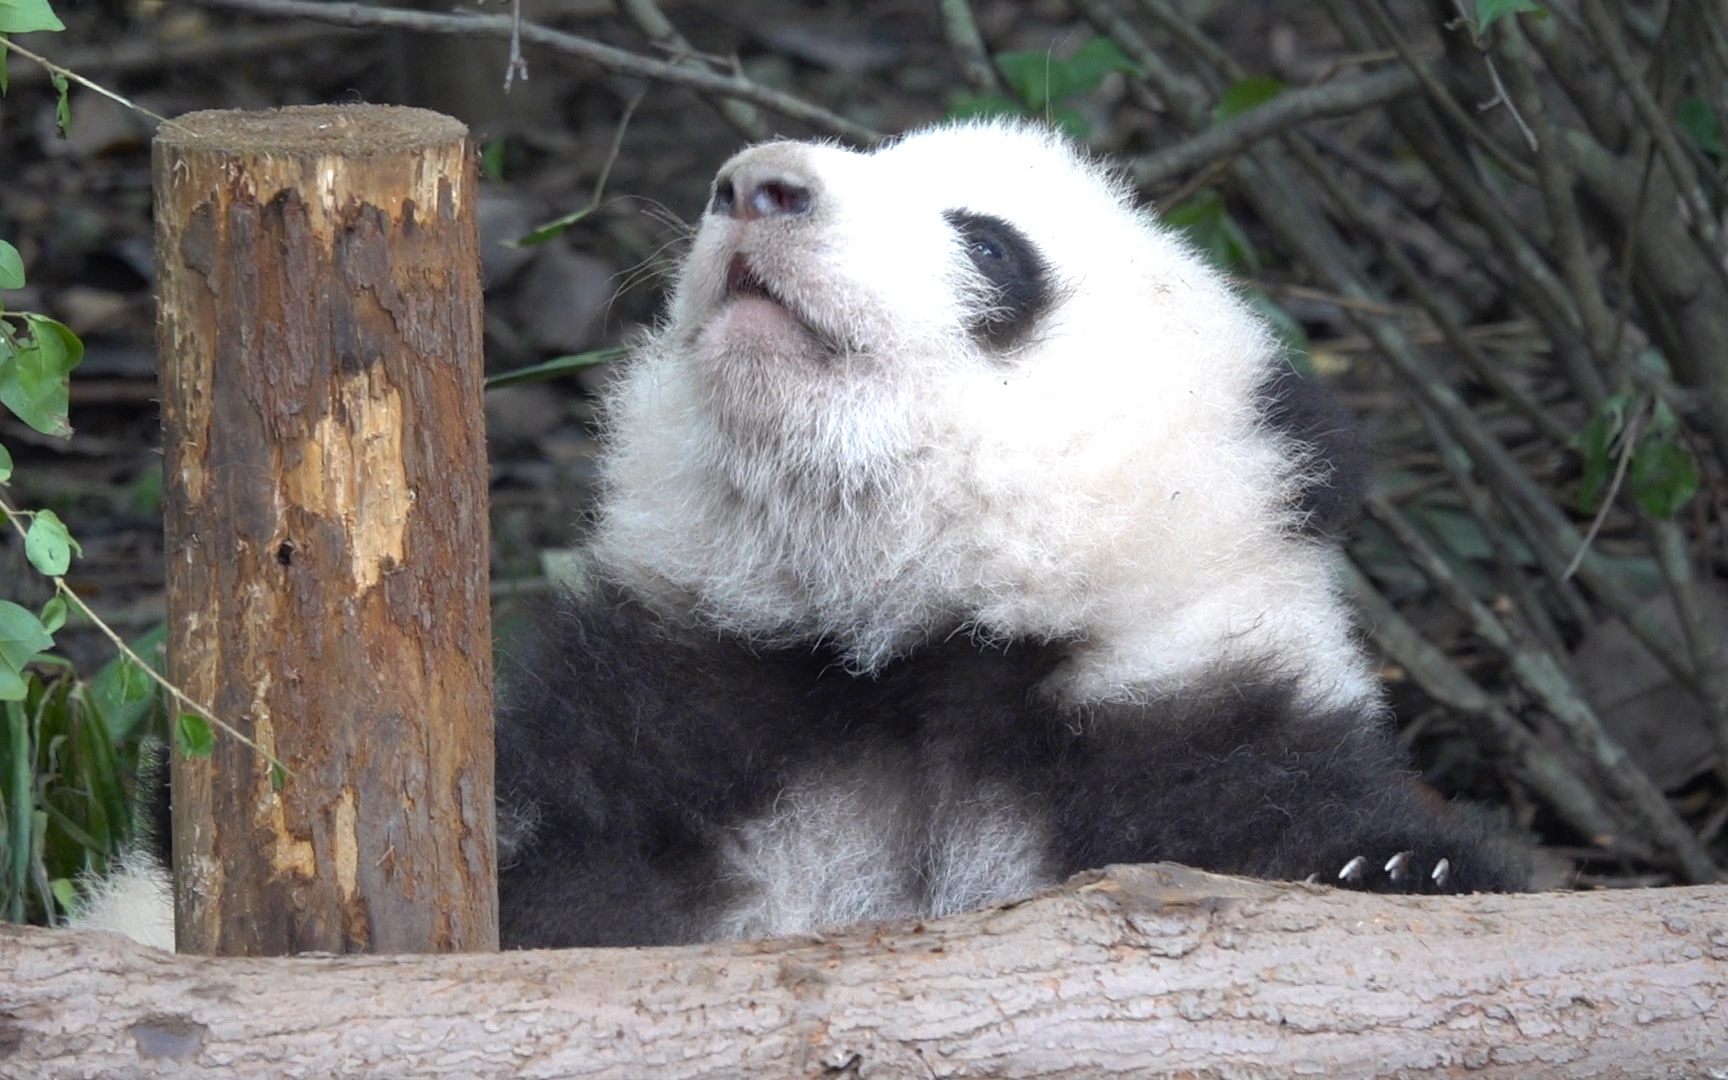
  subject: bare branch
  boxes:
[616,0,769,142]
[938,0,1003,96]
[187,0,882,143]
[1129,65,1418,188]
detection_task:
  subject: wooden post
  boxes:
[153,104,495,955]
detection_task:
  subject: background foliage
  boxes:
[2,0,1726,924]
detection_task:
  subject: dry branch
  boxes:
[187,0,882,143]
[4,865,1726,1079]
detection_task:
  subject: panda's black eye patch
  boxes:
[943,209,1052,349]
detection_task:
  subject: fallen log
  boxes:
[4,864,1724,1078]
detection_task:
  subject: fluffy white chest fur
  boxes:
[595,122,1377,713]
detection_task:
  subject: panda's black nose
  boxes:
[709,153,815,221]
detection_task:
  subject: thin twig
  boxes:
[0,38,192,134]
[0,493,289,777]
[1492,18,1613,406]
[1580,0,1724,259]
[1357,0,1538,186]
[617,0,768,142]
[1134,0,1244,83]
[1366,490,1721,883]
[1562,400,1646,582]
[188,0,882,144]
[1129,65,1418,187]
[1342,560,1632,852]
[0,24,357,86]
[1445,0,1538,151]
[503,0,528,91]
[938,0,1002,96]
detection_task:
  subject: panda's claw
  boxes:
[1431,857,1451,889]
[1338,855,1368,883]
[1384,850,1413,881]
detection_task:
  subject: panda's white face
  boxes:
[595,121,1377,711]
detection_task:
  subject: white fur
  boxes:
[68,850,174,951]
[710,754,1054,938]
[595,120,1378,712]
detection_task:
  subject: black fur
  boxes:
[496,582,1525,949]
[1259,363,1370,539]
[943,209,1052,348]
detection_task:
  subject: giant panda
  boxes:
[73,119,1524,953]
[491,119,1525,947]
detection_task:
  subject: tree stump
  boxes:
[153,104,494,955]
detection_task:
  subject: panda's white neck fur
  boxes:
[591,122,1379,712]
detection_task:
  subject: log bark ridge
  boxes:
[4,865,1725,1078]
[153,104,495,956]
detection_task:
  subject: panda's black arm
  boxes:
[493,584,837,947]
[1040,684,1528,894]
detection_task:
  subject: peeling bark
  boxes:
[153,104,495,956]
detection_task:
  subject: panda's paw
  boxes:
[1308,851,1454,893]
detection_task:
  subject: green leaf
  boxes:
[996,50,1059,112]
[1160,189,1260,274]
[516,206,598,248]
[37,597,65,636]
[270,761,287,792]
[480,138,507,182]
[23,508,78,576]
[127,463,163,514]
[0,312,82,437]
[994,38,1137,112]
[115,657,151,705]
[1677,98,1724,161]
[484,346,627,390]
[0,664,23,702]
[0,601,53,701]
[50,876,75,914]
[0,240,23,290]
[0,442,11,483]
[89,625,165,743]
[1474,0,1543,34]
[1572,392,1632,513]
[1630,404,1699,518]
[50,71,68,138]
[1214,77,1285,122]
[1041,37,1139,102]
[174,713,214,759]
[0,0,66,33]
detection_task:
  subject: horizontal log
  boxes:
[3,864,1725,1078]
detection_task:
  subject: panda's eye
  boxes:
[970,235,1005,261]
[943,209,1052,349]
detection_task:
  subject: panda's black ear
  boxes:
[943,209,1052,349]
[1259,363,1369,540]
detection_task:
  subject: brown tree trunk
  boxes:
[4,865,1724,1078]
[153,104,495,956]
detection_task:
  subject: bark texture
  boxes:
[153,104,495,956]
[4,865,1725,1078]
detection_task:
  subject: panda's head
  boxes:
[594,120,1376,710]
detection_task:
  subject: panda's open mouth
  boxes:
[725,254,777,303]
[721,253,841,355]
